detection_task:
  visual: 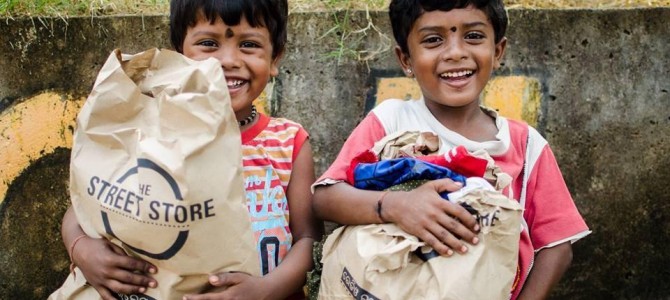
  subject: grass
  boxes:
[1,0,666,64]
[0,0,668,17]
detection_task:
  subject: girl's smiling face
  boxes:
[182,12,280,121]
[396,6,506,110]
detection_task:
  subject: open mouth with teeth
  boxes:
[440,70,475,81]
[227,79,247,89]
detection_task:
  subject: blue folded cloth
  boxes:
[352,157,467,192]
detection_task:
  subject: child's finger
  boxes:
[109,268,157,289]
[104,278,150,296]
[416,228,453,256]
[429,178,464,193]
[120,256,158,275]
[432,215,478,253]
[107,241,128,256]
[208,272,245,287]
[109,243,158,274]
[439,198,480,234]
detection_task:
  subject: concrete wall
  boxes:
[0,8,668,298]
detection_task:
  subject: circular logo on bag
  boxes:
[114,292,157,300]
[88,159,216,260]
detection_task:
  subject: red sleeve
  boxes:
[291,126,309,162]
[525,145,590,249]
[316,113,387,184]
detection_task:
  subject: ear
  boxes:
[493,37,507,70]
[394,46,413,77]
[270,50,284,77]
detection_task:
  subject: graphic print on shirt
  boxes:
[245,167,292,275]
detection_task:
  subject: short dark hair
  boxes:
[170,0,288,58]
[389,0,507,54]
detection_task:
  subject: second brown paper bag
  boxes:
[318,190,522,300]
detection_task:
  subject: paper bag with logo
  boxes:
[318,184,522,300]
[318,131,522,299]
[50,48,259,300]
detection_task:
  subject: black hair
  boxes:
[389,0,507,54]
[170,0,288,58]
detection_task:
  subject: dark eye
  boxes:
[421,36,442,45]
[240,41,261,48]
[465,32,485,40]
[197,40,218,48]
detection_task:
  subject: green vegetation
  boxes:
[1,0,666,63]
[0,0,167,17]
[0,0,668,17]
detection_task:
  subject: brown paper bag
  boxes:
[318,186,522,300]
[50,48,259,300]
[371,131,440,159]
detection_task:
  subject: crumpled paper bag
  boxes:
[319,185,522,300]
[50,48,259,300]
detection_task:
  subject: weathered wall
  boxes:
[0,8,668,299]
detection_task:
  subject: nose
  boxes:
[216,47,242,70]
[441,38,468,62]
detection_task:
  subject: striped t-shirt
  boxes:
[241,113,308,275]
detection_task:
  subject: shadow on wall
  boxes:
[0,92,82,298]
[0,148,71,298]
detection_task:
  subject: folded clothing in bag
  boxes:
[318,131,522,300]
[50,48,259,300]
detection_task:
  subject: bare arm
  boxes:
[62,206,156,299]
[313,180,479,256]
[261,140,323,298]
[517,242,573,300]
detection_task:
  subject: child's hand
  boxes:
[383,178,480,256]
[183,273,268,300]
[72,236,157,299]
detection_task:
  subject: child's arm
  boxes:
[313,179,479,256]
[184,141,323,300]
[62,206,157,299]
[517,242,573,300]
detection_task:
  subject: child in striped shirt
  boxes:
[58,0,323,299]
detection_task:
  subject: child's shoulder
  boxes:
[263,115,309,139]
[372,98,419,113]
[243,114,307,144]
[503,118,551,168]
[370,98,426,127]
[502,118,544,143]
[267,115,305,130]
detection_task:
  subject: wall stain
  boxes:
[0,148,71,299]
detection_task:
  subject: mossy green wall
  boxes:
[1,9,669,298]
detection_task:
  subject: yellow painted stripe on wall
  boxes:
[482,76,541,127]
[254,85,272,115]
[373,75,541,127]
[0,93,84,204]
[376,77,422,106]
[255,90,269,115]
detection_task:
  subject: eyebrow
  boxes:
[190,29,267,40]
[417,21,488,33]
[189,30,222,38]
[239,32,267,39]
[462,21,488,29]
